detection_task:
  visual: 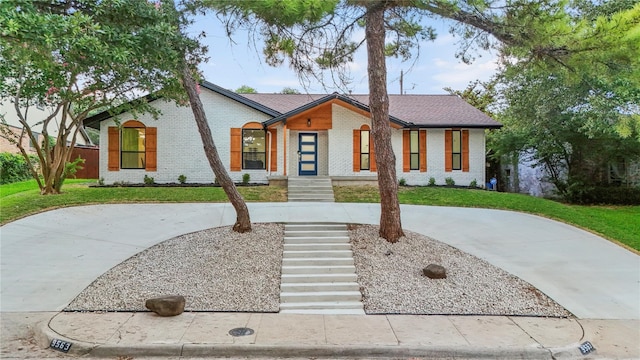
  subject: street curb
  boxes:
[181,344,553,359]
[36,321,553,359]
[35,320,97,356]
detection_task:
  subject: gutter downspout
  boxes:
[283,124,287,176]
[267,127,272,176]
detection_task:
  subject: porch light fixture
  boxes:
[307,118,311,127]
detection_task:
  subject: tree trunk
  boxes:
[180,66,252,233]
[365,3,404,242]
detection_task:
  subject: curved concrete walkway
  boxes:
[1,203,638,319]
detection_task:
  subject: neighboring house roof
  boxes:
[84,81,501,129]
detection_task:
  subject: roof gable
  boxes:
[261,93,407,127]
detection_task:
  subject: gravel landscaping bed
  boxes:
[67,222,570,317]
[66,223,284,312]
[350,224,571,317]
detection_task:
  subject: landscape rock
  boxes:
[145,295,185,316]
[423,264,447,279]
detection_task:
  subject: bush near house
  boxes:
[565,185,640,205]
[0,152,37,184]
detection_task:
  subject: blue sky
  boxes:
[188,16,499,95]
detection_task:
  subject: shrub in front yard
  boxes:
[0,152,36,184]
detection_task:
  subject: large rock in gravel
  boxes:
[423,264,447,279]
[145,295,185,316]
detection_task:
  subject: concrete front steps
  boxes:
[287,177,335,202]
[280,223,364,315]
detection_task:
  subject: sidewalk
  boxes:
[36,312,639,359]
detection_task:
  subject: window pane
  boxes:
[243,153,265,169]
[361,130,369,153]
[361,154,369,170]
[301,144,315,152]
[122,152,145,169]
[243,130,266,152]
[452,154,461,170]
[410,131,419,153]
[301,135,315,142]
[243,129,266,169]
[411,154,419,170]
[301,163,315,171]
[452,130,461,152]
[301,154,314,161]
[122,128,145,151]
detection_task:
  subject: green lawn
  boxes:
[334,185,640,251]
[0,179,286,225]
[2,180,638,252]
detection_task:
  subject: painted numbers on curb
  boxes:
[579,341,595,355]
[50,338,72,353]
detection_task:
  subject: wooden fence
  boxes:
[70,146,99,179]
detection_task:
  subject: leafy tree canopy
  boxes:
[280,87,300,94]
[235,85,257,93]
[0,0,198,194]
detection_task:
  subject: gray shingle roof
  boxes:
[84,82,501,130]
[241,93,501,128]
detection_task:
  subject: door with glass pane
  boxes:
[298,133,317,176]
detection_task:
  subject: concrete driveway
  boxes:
[1,203,638,319]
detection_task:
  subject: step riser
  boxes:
[288,187,334,191]
[282,274,357,283]
[279,302,363,310]
[288,198,335,202]
[281,283,360,292]
[284,243,350,249]
[282,266,354,275]
[283,259,354,266]
[288,180,332,184]
[283,251,352,258]
[285,237,350,244]
[280,309,366,315]
[281,293,362,303]
[285,231,349,237]
[288,199,334,202]
[285,225,347,231]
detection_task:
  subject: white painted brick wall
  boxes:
[99,93,487,187]
[100,90,272,184]
[398,129,486,186]
[328,105,376,176]
[327,105,486,186]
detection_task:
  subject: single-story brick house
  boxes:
[84,81,501,186]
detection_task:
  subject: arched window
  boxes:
[242,123,266,170]
[121,121,146,169]
[108,120,156,172]
[352,124,376,172]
